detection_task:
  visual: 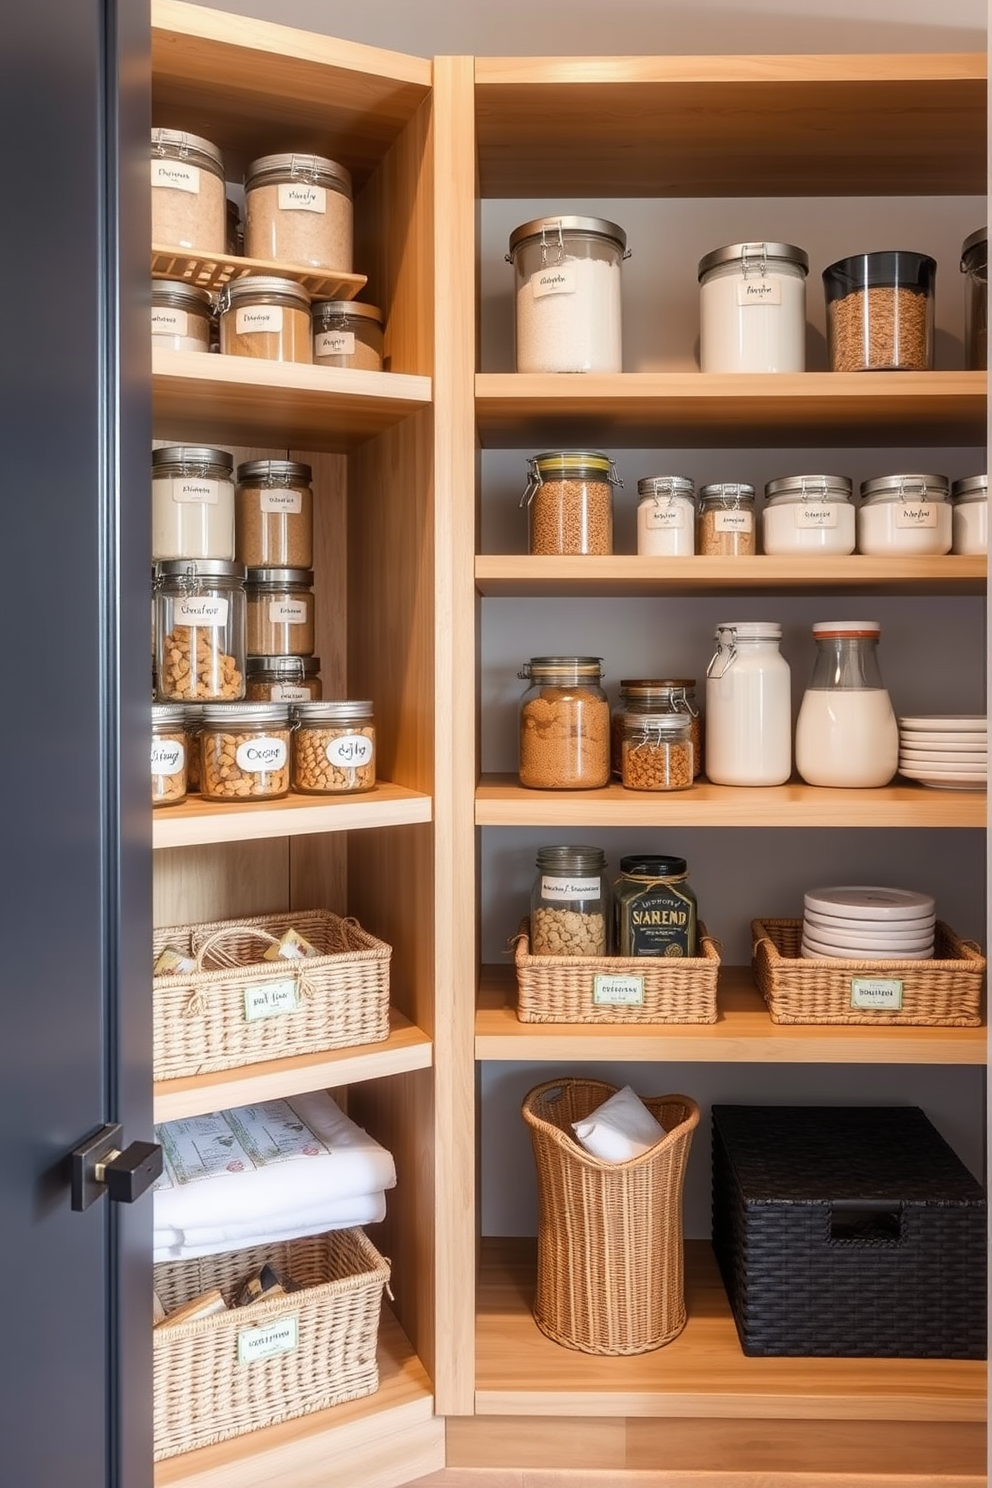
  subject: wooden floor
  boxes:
[406,1471,987,1487]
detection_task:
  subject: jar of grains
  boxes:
[507,215,628,373]
[246,654,322,702]
[521,450,620,555]
[150,128,226,253]
[153,559,246,702]
[244,153,353,271]
[235,459,313,569]
[182,703,203,791]
[620,713,694,792]
[761,474,855,556]
[697,242,808,373]
[960,228,987,371]
[518,656,610,790]
[636,475,695,556]
[610,679,701,779]
[151,279,213,353]
[530,845,609,956]
[857,473,952,556]
[152,445,235,562]
[199,702,291,802]
[291,700,375,795]
[705,621,792,786]
[951,474,987,555]
[151,704,188,808]
[823,251,936,372]
[697,483,756,556]
[312,300,384,370]
[218,275,312,364]
[246,567,315,656]
[614,855,698,958]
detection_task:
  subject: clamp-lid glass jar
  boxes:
[705,621,792,786]
[199,702,291,802]
[823,251,936,372]
[795,620,898,789]
[152,444,235,562]
[530,845,609,956]
[961,228,987,371]
[761,474,855,556]
[620,713,694,792]
[244,153,353,271]
[951,473,988,555]
[246,655,323,702]
[151,703,188,808]
[636,476,695,556]
[698,241,808,373]
[151,128,226,253]
[697,483,756,556]
[235,459,313,569]
[218,275,312,364]
[507,215,627,373]
[521,450,620,555]
[518,656,610,790]
[610,679,701,779]
[312,300,384,370]
[857,473,952,555]
[154,559,246,702]
[291,700,375,795]
[151,279,213,353]
[246,567,315,656]
[614,855,698,958]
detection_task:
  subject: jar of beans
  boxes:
[518,656,610,790]
[151,279,213,353]
[620,713,694,792]
[246,567,315,656]
[150,128,226,253]
[154,559,246,702]
[244,152,353,271]
[312,300,384,370]
[218,275,312,364]
[521,450,620,556]
[151,704,188,808]
[246,655,322,702]
[199,703,291,802]
[611,679,701,779]
[291,700,375,794]
[697,483,756,556]
[236,459,313,569]
[530,845,609,956]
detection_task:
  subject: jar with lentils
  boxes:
[530,845,609,956]
[620,713,694,792]
[520,450,620,555]
[246,655,322,702]
[151,704,188,808]
[246,568,315,656]
[199,703,291,802]
[291,700,375,795]
[154,559,246,702]
[610,678,701,779]
[235,459,313,569]
[697,482,756,556]
[244,152,353,271]
[518,656,610,790]
[218,275,312,364]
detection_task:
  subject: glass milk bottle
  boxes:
[795,621,898,788]
[704,622,791,785]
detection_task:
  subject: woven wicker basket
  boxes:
[513,918,719,1024]
[153,908,391,1080]
[521,1079,700,1355]
[752,917,985,1026]
[153,1228,390,1459]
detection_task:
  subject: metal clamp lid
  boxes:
[153,444,233,473]
[764,473,853,504]
[699,482,756,506]
[151,127,224,174]
[236,458,313,484]
[698,241,809,280]
[151,279,214,311]
[292,699,373,722]
[637,475,695,502]
[507,215,628,260]
[519,656,605,680]
[201,702,291,727]
[218,275,312,313]
[311,299,383,324]
[244,152,352,196]
[859,473,950,504]
[951,473,988,502]
[520,451,622,507]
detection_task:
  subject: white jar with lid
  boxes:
[857,473,952,555]
[705,622,792,786]
[152,445,235,561]
[507,216,627,373]
[951,474,987,555]
[636,476,695,556]
[761,474,855,556]
[698,242,808,373]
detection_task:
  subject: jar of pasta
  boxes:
[246,655,322,702]
[291,700,375,794]
[697,483,756,556]
[199,703,291,802]
[151,704,187,807]
[218,275,312,363]
[154,559,246,702]
[235,459,313,569]
[244,153,353,270]
[521,450,620,555]
[246,568,315,656]
[518,656,610,790]
[150,128,226,252]
[312,300,384,369]
[151,279,213,352]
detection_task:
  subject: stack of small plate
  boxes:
[897,714,987,791]
[801,885,936,960]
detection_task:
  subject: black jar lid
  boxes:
[619,855,687,877]
[822,250,936,296]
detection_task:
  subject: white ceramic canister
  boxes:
[704,621,792,786]
[794,621,899,788]
[507,216,627,373]
[761,474,855,556]
[152,445,235,562]
[698,241,808,373]
[636,476,695,556]
[857,473,952,556]
[951,474,987,555]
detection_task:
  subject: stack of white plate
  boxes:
[897,714,987,791]
[801,885,936,960]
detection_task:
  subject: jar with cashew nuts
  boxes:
[530,845,609,956]
[620,712,694,792]
[199,703,291,801]
[151,704,188,807]
[153,559,246,702]
[291,700,376,794]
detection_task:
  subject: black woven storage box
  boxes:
[711,1104,987,1359]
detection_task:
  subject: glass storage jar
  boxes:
[614,855,697,958]
[951,474,987,555]
[507,215,627,373]
[182,702,204,792]
[244,153,353,271]
[235,459,313,569]
[518,656,610,790]
[151,279,213,352]
[312,300,384,370]
[610,679,701,779]
[150,128,226,253]
[620,713,694,792]
[960,228,987,371]
[218,275,312,363]
[530,845,609,956]
[705,621,791,786]
[795,621,899,788]
[199,702,291,802]
[246,567,315,656]
[521,450,620,555]
[636,475,695,556]
[823,251,935,371]
[698,241,808,373]
[246,654,322,701]
[154,559,246,702]
[697,483,756,556]
[291,700,375,794]
[857,473,952,556]
[761,474,855,556]
[151,704,187,808]
[152,445,235,562]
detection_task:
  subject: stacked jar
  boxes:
[610,679,701,779]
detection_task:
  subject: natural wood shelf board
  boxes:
[476,1238,988,1421]
[475,776,986,829]
[474,54,987,197]
[475,371,988,450]
[152,781,432,849]
[153,350,431,452]
[152,245,366,301]
[476,964,986,1065]
[153,1008,433,1122]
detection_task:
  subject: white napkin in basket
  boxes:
[571,1085,667,1162]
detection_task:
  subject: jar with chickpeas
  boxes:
[153,559,246,702]
[199,703,291,802]
[291,700,375,794]
[530,845,609,956]
[151,704,188,807]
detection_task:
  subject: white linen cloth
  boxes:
[571,1084,667,1162]
[153,1190,388,1261]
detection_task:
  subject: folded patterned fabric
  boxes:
[152,1189,388,1262]
[571,1084,667,1162]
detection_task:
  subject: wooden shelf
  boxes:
[476,964,986,1065]
[475,371,988,450]
[476,775,986,829]
[152,245,367,301]
[153,781,432,850]
[476,1237,988,1421]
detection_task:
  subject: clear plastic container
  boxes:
[619,713,694,792]
[235,459,313,569]
[151,279,213,352]
[857,473,952,556]
[199,702,291,802]
[697,483,756,556]
[150,128,226,252]
[245,655,322,702]
[636,476,695,556]
[520,450,619,555]
[291,700,375,794]
[960,228,987,371]
[152,445,235,562]
[823,251,936,372]
[218,275,312,363]
[761,474,855,556]
[151,703,188,807]
[154,559,246,702]
[246,567,315,656]
[705,621,791,785]
[530,845,609,956]
[507,216,627,373]
[951,473,988,555]
[244,153,353,270]
[312,300,384,370]
[698,242,808,373]
[518,656,610,790]
[794,621,899,788]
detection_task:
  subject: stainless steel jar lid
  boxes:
[151,127,224,175]
[236,459,312,484]
[292,700,373,722]
[245,567,314,585]
[201,703,290,727]
[637,476,695,500]
[622,712,691,734]
[154,558,246,580]
[535,844,606,873]
[961,226,987,265]
[244,152,352,197]
[698,241,809,279]
[860,474,950,504]
[519,656,604,680]
[951,474,988,502]
[247,655,321,675]
[153,445,233,472]
[508,215,627,255]
[764,474,853,504]
[699,483,755,504]
[152,703,187,727]
[220,275,311,309]
[311,299,383,324]
[151,279,214,311]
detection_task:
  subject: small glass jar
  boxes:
[218,275,312,363]
[246,568,315,656]
[507,216,627,373]
[235,459,313,569]
[246,655,323,702]
[244,153,353,271]
[698,242,808,373]
[761,474,855,556]
[795,620,899,789]
[151,703,188,807]
[152,445,235,562]
[518,656,610,790]
[150,128,226,252]
[199,703,291,802]
[154,559,246,702]
[705,621,792,786]
[614,855,698,958]
[636,476,695,556]
[857,473,952,556]
[182,703,204,792]
[521,450,620,555]
[960,228,987,371]
[312,300,384,370]
[951,474,988,555]
[610,679,701,779]
[291,700,375,794]
[530,845,609,956]
[620,713,694,792]
[151,279,213,353]
[823,251,935,372]
[697,483,756,556]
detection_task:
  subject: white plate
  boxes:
[801,936,935,962]
[897,715,987,732]
[898,764,987,783]
[899,732,988,749]
[802,906,936,937]
[898,773,988,791]
[899,749,988,765]
[803,885,936,922]
[801,921,934,954]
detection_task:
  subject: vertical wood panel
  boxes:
[153,840,290,927]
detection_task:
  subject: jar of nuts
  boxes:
[697,483,756,556]
[154,560,246,702]
[610,679,701,779]
[530,845,609,956]
[620,712,694,792]
[518,656,610,790]
[291,700,375,794]
[199,703,291,802]
[151,704,188,807]
[246,567,315,656]
[520,450,620,556]
[236,459,314,569]
[246,655,322,702]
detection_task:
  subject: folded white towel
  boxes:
[571,1085,667,1163]
[152,1190,388,1262]
[153,1190,387,1253]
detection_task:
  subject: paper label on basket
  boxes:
[243,978,301,1021]
[593,973,645,1006]
[850,976,904,1011]
[156,1100,330,1184]
[237,1314,299,1366]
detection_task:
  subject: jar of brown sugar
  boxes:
[199,703,291,802]
[697,483,756,556]
[154,559,246,702]
[218,275,312,363]
[246,655,322,702]
[151,279,213,352]
[291,700,376,794]
[235,459,313,568]
[151,704,188,807]
[518,656,610,790]
[151,128,226,252]
[246,568,315,656]
[611,679,701,778]
[620,713,694,792]
[521,450,620,555]
[244,152,353,270]
[312,300,384,370]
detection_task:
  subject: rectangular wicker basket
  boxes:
[153,1228,390,1459]
[751,917,985,1026]
[514,918,719,1023]
[153,908,391,1080]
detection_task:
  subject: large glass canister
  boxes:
[235,459,313,569]
[199,702,291,802]
[697,483,756,556]
[951,473,988,555]
[705,621,791,786]
[823,251,936,371]
[614,855,698,958]
[610,679,701,779]
[150,128,226,252]
[636,475,695,556]
[521,450,619,555]
[291,700,376,795]
[152,444,235,562]
[857,473,952,556]
[698,241,808,372]
[960,227,987,371]
[507,215,628,373]
[218,275,312,363]
[794,621,898,788]
[761,474,856,556]
[151,703,188,808]
[151,279,213,352]
[243,153,353,271]
[246,567,315,656]
[518,656,610,790]
[154,559,246,701]
[530,845,609,956]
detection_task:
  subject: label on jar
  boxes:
[795,504,838,528]
[618,880,696,957]
[277,182,327,214]
[243,978,301,1022]
[325,733,374,767]
[713,510,753,533]
[642,503,686,530]
[270,682,312,701]
[737,275,782,306]
[176,595,228,626]
[895,503,938,529]
[260,489,304,514]
[267,598,307,624]
[151,159,200,194]
[236,737,288,772]
[532,265,577,298]
[236,306,284,335]
[169,476,220,505]
[593,973,645,1006]
[237,1316,299,1366]
[151,739,185,776]
[850,976,904,1011]
[540,873,602,900]
[315,329,356,357]
[152,307,188,336]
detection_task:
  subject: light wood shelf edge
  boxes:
[475,52,988,87]
[152,783,432,850]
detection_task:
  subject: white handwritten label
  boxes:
[236,737,288,773]
[532,264,577,299]
[795,505,839,529]
[151,739,185,776]
[270,682,311,701]
[315,330,356,358]
[713,510,753,533]
[236,306,283,336]
[268,598,307,625]
[644,504,686,530]
[176,596,228,626]
[540,874,601,902]
[850,977,904,1011]
[237,1315,299,1365]
[152,308,188,336]
[259,490,303,515]
[170,477,220,506]
[277,183,327,214]
[593,973,645,1006]
[244,978,301,1022]
[737,276,782,306]
[151,160,200,194]
[895,503,938,530]
[326,733,375,768]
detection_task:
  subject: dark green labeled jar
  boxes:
[614,854,697,958]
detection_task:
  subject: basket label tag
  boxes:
[237,1314,299,1365]
[244,978,300,1021]
[850,976,903,1010]
[593,973,645,1006]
